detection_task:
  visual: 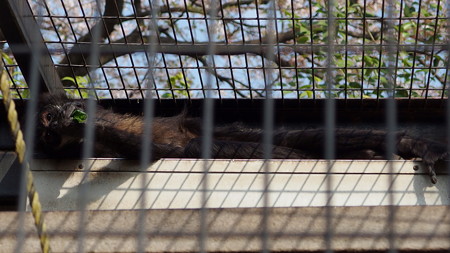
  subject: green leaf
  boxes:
[2,52,15,65]
[62,76,76,85]
[162,93,173,98]
[433,57,441,67]
[71,109,88,123]
[299,90,313,98]
[349,82,361,88]
[396,90,409,97]
[297,36,309,43]
[404,6,416,17]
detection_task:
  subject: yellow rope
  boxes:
[0,68,52,253]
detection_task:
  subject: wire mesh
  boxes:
[0,0,447,101]
[0,0,449,252]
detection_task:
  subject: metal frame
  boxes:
[0,0,446,102]
[0,0,64,94]
[0,0,448,252]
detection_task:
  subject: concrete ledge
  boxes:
[1,206,449,252]
[0,152,16,182]
[30,159,449,211]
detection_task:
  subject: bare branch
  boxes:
[196,56,264,98]
[122,0,259,18]
[56,24,297,82]
[58,0,125,86]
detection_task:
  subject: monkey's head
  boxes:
[38,94,86,149]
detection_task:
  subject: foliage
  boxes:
[284,0,447,99]
[162,72,192,99]
[62,76,91,98]
[1,52,29,98]
[28,0,450,99]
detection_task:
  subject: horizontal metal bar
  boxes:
[3,43,448,56]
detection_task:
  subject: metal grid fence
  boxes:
[1,0,449,100]
[0,0,450,252]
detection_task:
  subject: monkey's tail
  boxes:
[175,106,202,136]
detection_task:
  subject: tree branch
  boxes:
[196,56,264,98]
[56,24,297,83]
[57,0,125,86]
[125,0,259,18]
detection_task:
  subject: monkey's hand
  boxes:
[397,136,448,184]
[56,101,87,137]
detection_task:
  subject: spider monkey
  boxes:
[36,93,448,184]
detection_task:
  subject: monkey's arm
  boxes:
[55,107,184,159]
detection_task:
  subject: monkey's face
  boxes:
[38,101,85,147]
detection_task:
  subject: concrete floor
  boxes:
[1,206,449,252]
[30,159,449,211]
[0,158,448,252]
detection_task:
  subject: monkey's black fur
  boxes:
[37,94,448,184]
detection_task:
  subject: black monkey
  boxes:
[37,94,448,183]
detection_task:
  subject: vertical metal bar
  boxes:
[200,0,219,252]
[376,0,387,101]
[137,0,160,252]
[308,0,317,100]
[58,0,85,98]
[445,0,450,249]
[77,1,103,252]
[424,0,442,100]
[14,2,45,253]
[289,0,300,99]
[182,0,202,100]
[407,0,423,99]
[236,1,254,100]
[393,0,404,101]
[344,0,349,100]
[360,0,368,99]
[165,0,192,100]
[130,0,147,100]
[218,1,238,100]
[262,1,276,252]
[325,0,336,251]
[385,0,397,251]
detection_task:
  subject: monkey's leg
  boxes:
[215,126,447,183]
[396,135,448,184]
[273,129,448,182]
[214,126,390,156]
